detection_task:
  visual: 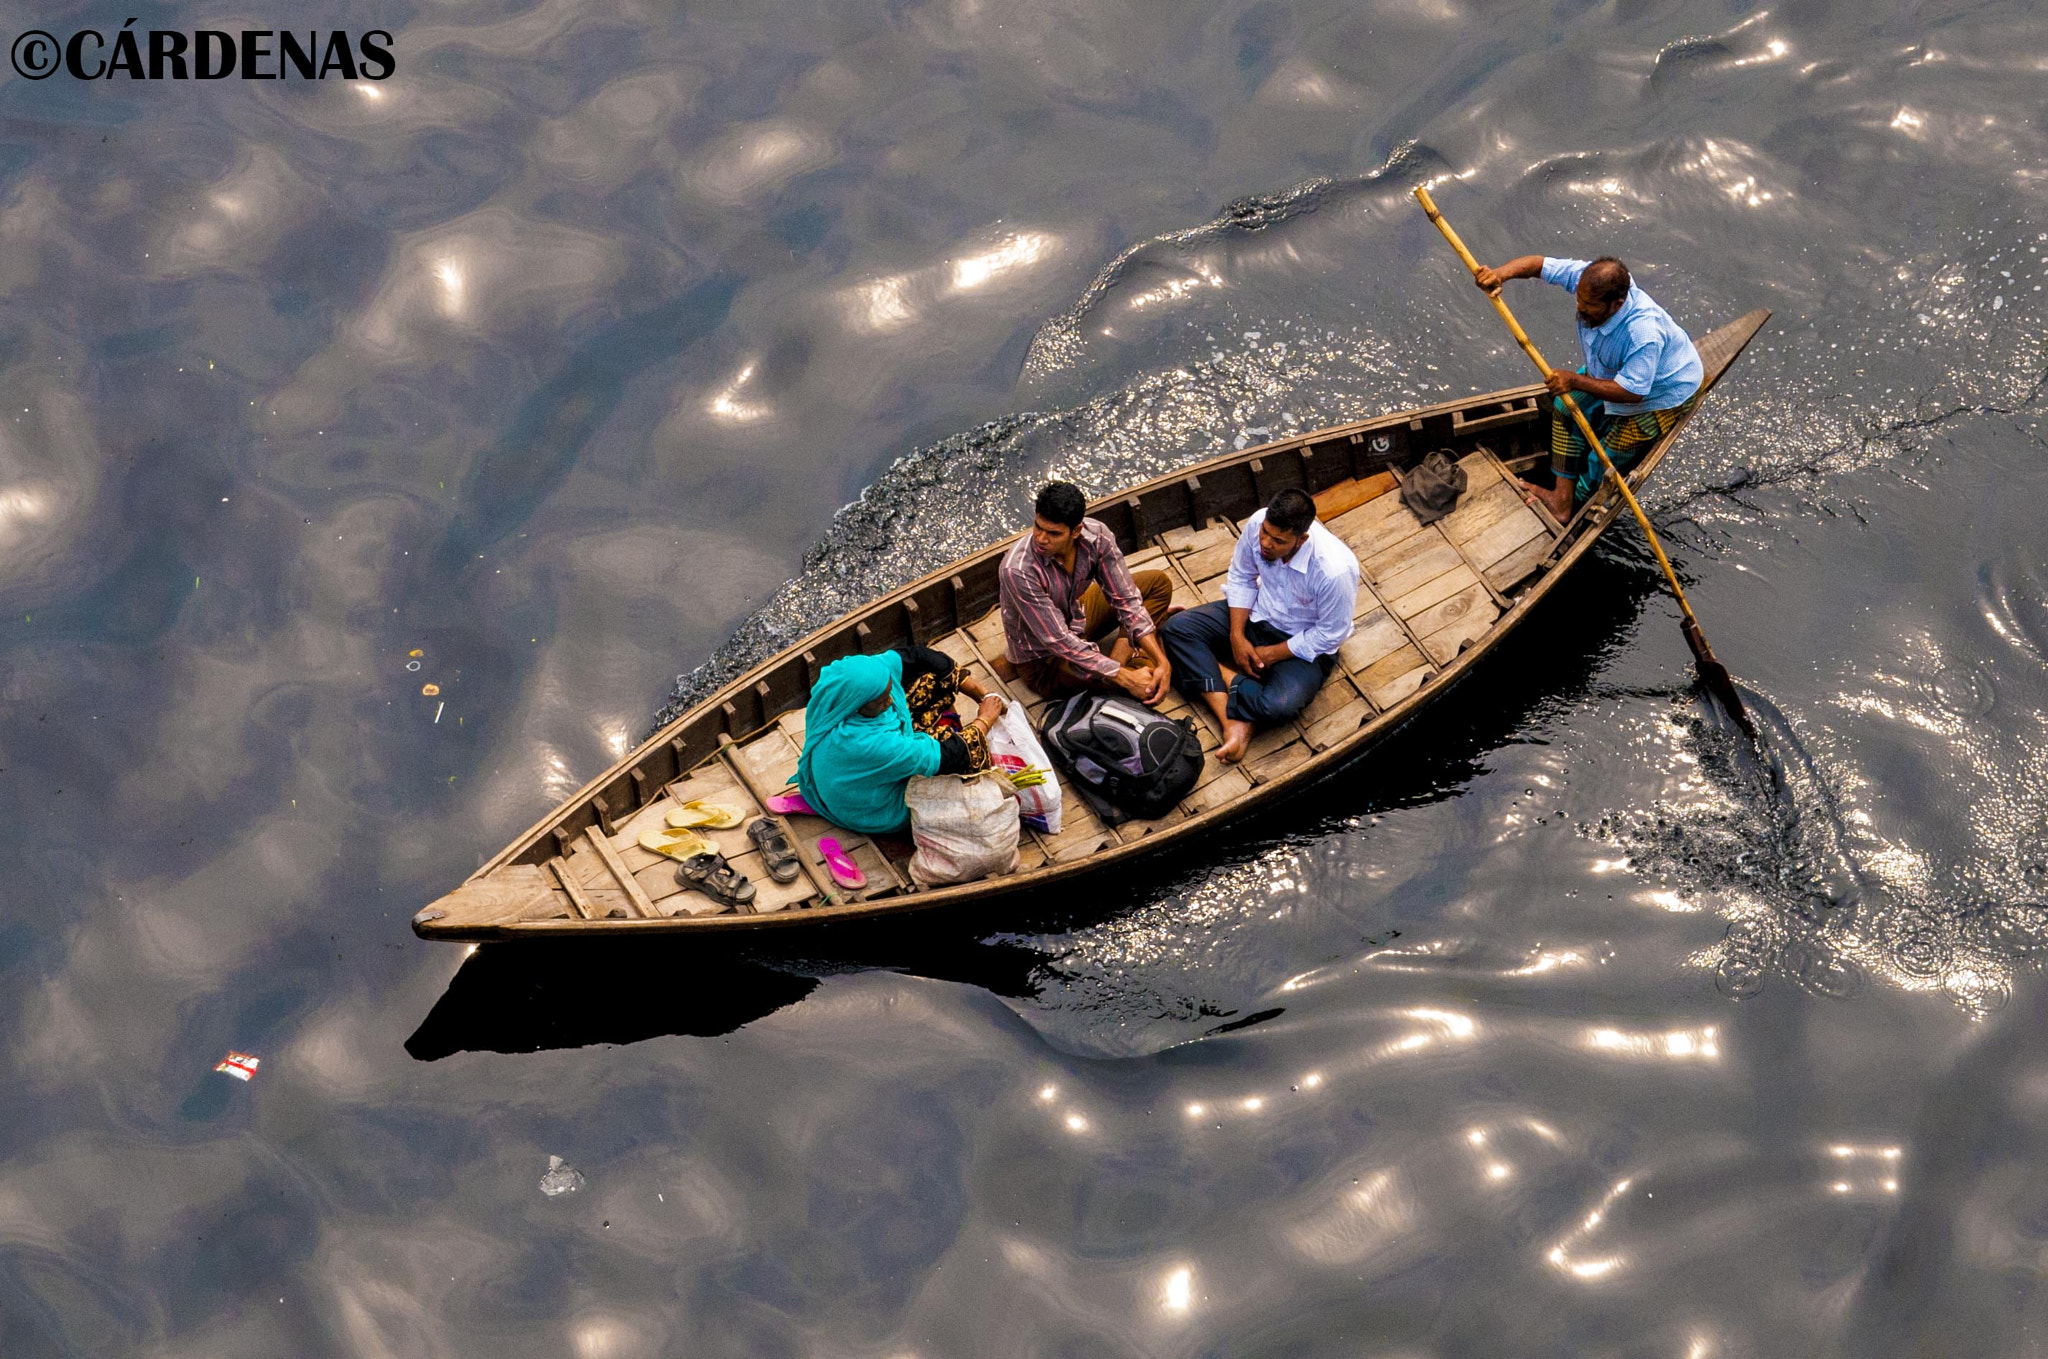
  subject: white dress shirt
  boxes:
[1223,510,1360,662]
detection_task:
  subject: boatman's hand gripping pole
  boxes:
[1412,185,1755,739]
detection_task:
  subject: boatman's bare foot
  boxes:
[1518,478,1571,521]
[1216,719,1253,763]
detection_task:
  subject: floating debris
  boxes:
[539,1155,584,1197]
[422,683,440,696]
[214,1051,260,1082]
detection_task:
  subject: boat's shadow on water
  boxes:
[407,551,1673,1060]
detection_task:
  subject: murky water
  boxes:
[8,1,2048,1354]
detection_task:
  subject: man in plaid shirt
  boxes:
[994,482,1175,704]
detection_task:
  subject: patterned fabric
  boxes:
[999,517,1156,682]
[1550,390,1700,506]
[903,659,990,771]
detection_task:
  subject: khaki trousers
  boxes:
[1014,569,1174,699]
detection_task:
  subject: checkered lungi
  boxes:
[1550,388,1700,506]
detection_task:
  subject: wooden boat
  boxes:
[413,310,1770,940]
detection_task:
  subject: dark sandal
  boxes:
[746,817,802,884]
[677,852,756,909]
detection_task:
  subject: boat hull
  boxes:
[414,310,1770,939]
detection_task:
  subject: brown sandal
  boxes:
[677,852,756,910]
[746,818,802,884]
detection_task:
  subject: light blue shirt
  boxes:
[1223,511,1360,662]
[1540,258,1703,416]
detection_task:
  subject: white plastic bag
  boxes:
[987,701,1063,835]
[904,771,1021,887]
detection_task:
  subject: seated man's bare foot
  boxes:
[1215,719,1254,763]
[1216,662,1240,686]
[990,654,1017,683]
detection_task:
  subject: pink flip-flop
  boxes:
[816,836,866,890]
[765,789,816,816]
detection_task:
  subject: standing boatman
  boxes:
[1472,254,1703,521]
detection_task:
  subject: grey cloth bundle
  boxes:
[1399,449,1468,524]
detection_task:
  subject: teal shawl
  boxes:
[796,651,940,835]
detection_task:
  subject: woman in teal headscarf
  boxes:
[797,646,1004,835]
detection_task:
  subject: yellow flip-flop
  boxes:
[638,825,714,861]
[666,799,744,831]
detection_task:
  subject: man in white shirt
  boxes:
[1159,488,1360,763]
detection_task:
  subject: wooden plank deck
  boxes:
[492,449,1559,927]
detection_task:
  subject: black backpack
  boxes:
[1039,693,1203,824]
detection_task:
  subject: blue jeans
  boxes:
[1160,600,1333,726]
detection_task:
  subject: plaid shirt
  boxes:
[998,517,1154,680]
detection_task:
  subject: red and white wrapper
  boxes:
[214,1051,260,1081]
